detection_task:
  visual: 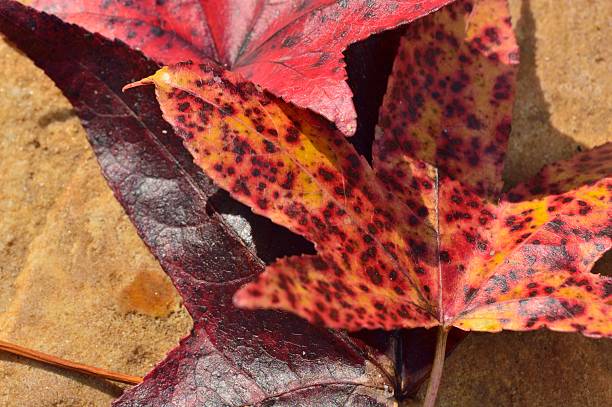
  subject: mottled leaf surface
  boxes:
[375,0,518,200]
[131,62,440,331]
[139,0,611,338]
[0,1,405,405]
[32,0,453,135]
[374,0,611,336]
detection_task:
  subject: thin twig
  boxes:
[0,339,143,385]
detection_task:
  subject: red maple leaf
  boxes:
[32,0,453,135]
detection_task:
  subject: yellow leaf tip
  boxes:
[122,68,172,93]
[122,77,153,92]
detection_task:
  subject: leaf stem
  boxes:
[423,326,449,407]
[0,339,143,385]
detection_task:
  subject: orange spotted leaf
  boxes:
[372,0,611,337]
[127,61,441,330]
[375,0,518,200]
[130,0,610,338]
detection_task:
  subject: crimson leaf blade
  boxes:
[31,0,455,135]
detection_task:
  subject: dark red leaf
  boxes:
[0,0,458,403]
[31,0,454,135]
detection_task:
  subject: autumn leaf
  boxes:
[375,0,519,201]
[32,0,454,135]
[0,0,467,404]
[372,0,610,336]
[133,0,610,337]
[128,60,438,331]
[130,3,610,401]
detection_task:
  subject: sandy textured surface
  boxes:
[0,10,193,405]
[0,0,610,406]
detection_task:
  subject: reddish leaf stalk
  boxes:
[0,339,143,385]
[423,326,449,407]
